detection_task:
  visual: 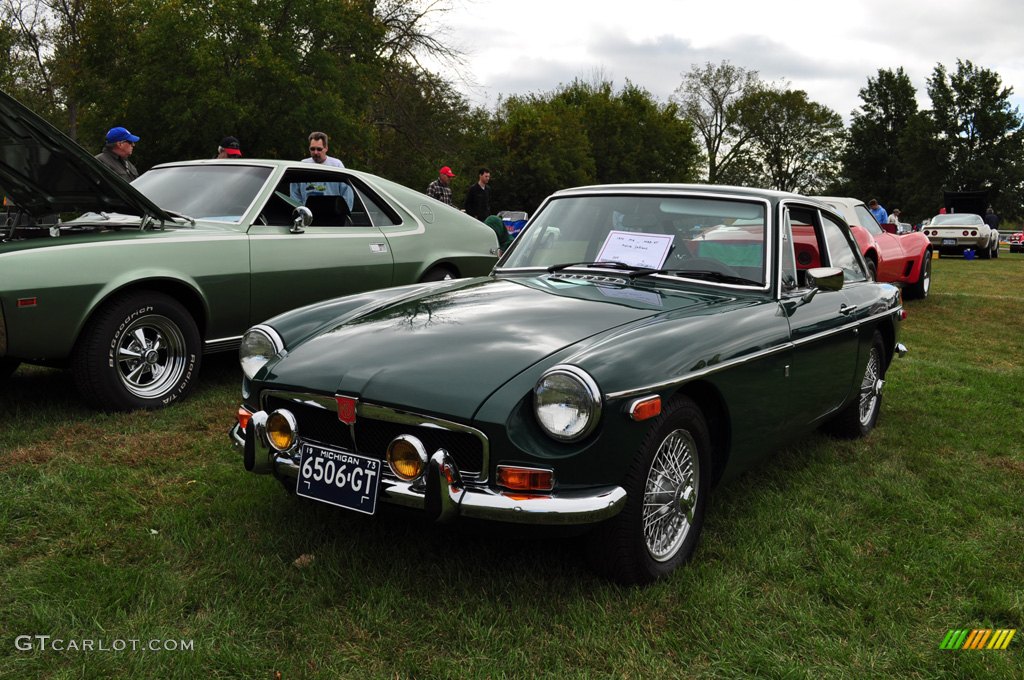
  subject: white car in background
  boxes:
[923,213,1000,259]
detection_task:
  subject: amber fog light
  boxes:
[266,409,297,452]
[497,465,554,492]
[386,435,427,481]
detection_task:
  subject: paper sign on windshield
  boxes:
[595,231,674,269]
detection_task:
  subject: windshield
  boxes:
[501,194,768,286]
[930,213,983,226]
[132,165,273,222]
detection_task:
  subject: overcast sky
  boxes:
[426,0,1024,120]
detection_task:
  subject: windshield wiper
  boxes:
[546,261,667,278]
[162,209,196,226]
[672,270,760,286]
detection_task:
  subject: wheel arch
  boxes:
[76,277,209,349]
[418,261,461,281]
[670,380,731,486]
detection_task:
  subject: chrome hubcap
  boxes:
[116,315,187,399]
[643,429,699,562]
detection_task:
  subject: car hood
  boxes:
[0,88,171,222]
[263,275,723,419]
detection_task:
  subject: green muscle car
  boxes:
[0,89,497,410]
[232,184,907,584]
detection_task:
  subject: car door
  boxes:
[780,204,861,425]
[247,170,395,323]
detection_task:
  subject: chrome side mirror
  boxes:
[804,266,844,292]
[291,206,312,234]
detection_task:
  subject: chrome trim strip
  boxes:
[203,335,243,353]
[605,305,903,400]
[605,342,793,400]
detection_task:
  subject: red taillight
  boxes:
[16,297,37,308]
[497,465,554,492]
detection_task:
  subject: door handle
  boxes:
[839,304,858,315]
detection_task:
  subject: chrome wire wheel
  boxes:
[858,344,883,428]
[643,428,700,562]
[115,314,189,399]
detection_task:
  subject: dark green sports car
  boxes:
[0,89,497,410]
[231,184,907,584]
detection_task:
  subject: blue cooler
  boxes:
[498,210,529,239]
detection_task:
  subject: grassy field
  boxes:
[1,252,1022,678]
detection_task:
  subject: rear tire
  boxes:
[419,266,456,282]
[589,396,710,585]
[825,331,886,439]
[904,252,931,300]
[72,291,201,411]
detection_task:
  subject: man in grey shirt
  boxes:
[95,127,140,181]
[290,131,353,210]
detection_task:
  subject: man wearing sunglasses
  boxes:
[290,131,353,210]
[95,126,140,181]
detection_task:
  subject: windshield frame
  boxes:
[497,188,774,293]
[131,162,276,225]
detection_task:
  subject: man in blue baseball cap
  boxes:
[95,126,140,181]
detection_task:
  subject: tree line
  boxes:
[3,0,1022,223]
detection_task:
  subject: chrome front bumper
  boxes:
[230,420,626,526]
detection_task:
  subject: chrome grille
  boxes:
[260,391,487,481]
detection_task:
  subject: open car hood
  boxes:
[0,88,171,223]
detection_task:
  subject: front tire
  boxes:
[825,331,886,439]
[590,396,711,585]
[72,291,201,411]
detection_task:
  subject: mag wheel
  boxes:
[73,291,201,410]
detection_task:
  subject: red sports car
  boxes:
[815,197,933,299]
[1009,232,1023,254]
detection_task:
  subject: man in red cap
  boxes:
[426,166,456,206]
[216,136,242,158]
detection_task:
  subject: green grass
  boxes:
[2,252,1023,678]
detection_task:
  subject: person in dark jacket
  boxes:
[464,167,491,221]
[984,207,1000,230]
[95,127,140,181]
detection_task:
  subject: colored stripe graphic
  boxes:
[941,629,1016,650]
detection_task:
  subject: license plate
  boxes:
[296,442,381,515]
[942,238,957,246]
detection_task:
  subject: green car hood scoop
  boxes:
[264,277,714,420]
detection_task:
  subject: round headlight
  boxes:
[266,409,297,452]
[240,325,284,380]
[533,365,601,441]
